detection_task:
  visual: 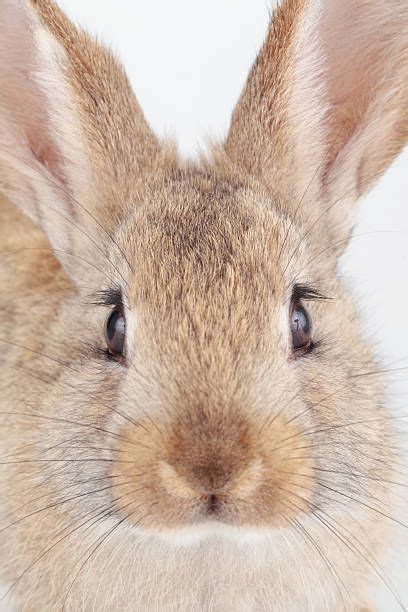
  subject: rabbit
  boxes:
[0,0,407,610]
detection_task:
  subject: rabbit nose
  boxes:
[159,460,229,500]
[159,457,263,504]
[192,459,232,491]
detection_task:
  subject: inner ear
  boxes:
[0,0,161,287]
[0,0,91,228]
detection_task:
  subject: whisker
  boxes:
[276,142,336,270]
[313,467,408,491]
[0,459,136,464]
[351,366,408,379]
[282,504,349,609]
[3,496,146,604]
[0,481,132,536]
[256,387,305,437]
[318,482,408,530]
[0,411,142,449]
[313,509,405,611]
[1,150,133,286]
[61,502,145,610]
[271,414,408,455]
[0,499,119,603]
[4,474,122,516]
[41,166,135,275]
[42,201,130,292]
[282,196,348,280]
[0,248,118,288]
[0,337,75,371]
[281,484,405,610]
[13,360,152,441]
[283,387,342,428]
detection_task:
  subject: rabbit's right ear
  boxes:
[224,0,408,251]
[0,0,159,284]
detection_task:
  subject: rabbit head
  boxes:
[0,0,406,609]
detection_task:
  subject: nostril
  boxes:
[207,493,221,515]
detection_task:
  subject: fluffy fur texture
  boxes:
[0,0,407,610]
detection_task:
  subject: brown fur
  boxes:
[0,0,406,610]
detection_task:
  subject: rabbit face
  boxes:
[12,166,388,541]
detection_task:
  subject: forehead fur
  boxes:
[122,166,296,296]
[116,167,300,354]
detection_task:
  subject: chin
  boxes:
[138,519,275,548]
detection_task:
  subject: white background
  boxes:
[4,1,408,609]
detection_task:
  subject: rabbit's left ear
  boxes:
[225,0,408,244]
[0,0,159,283]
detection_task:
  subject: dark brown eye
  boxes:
[290,303,312,352]
[105,307,126,357]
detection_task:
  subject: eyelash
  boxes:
[90,287,123,309]
[302,340,321,357]
[290,283,328,358]
[291,283,328,303]
[88,287,127,363]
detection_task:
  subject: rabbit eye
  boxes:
[290,303,312,352]
[105,307,126,357]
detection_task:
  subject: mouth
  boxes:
[206,493,222,515]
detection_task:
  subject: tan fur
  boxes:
[0,0,406,610]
